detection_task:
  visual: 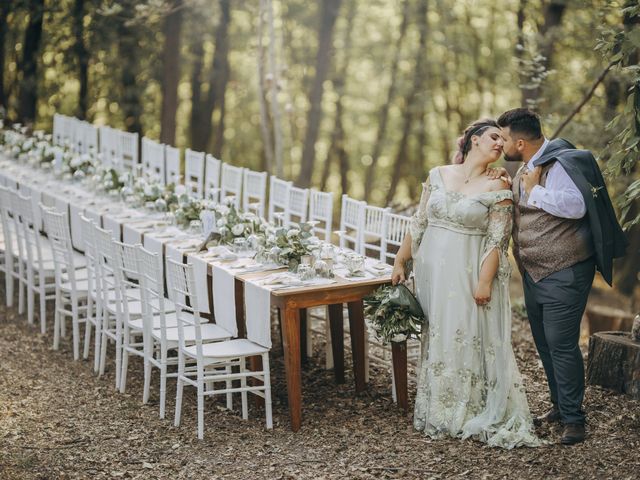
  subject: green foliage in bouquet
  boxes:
[364,284,426,344]
[173,194,206,228]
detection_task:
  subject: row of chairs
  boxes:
[0,185,273,439]
[53,114,99,155]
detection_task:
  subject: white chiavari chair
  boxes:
[99,126,117,168]
[220,163,243,209]
[40,205,91,360]
[242,168,268,219]
[308,189,334,242]
[136,246,228,418]
[361,204,390,260]
[267,176,291,226]
[165,144,181,185]
[0,186,25,310]
[204,154,221,202]
[167,260,273,439]
[185,149,205,198]
[288,185,309,226]
[118,130,139,171]
[141,137,165,183]
[381,212,411,266]
[339,194,365,252]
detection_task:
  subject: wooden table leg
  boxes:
[281,304,302,431]
[299,308,308,364]
[328,303,345,384]
[347,300,366,393]
[391,341,408,413]
[234,278,246,338]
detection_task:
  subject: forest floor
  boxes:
[1,278,639,480]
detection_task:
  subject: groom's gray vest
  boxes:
[511,163,594,282]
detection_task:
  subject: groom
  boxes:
[497,108,628,445]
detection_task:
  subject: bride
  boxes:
[391,118,541,448]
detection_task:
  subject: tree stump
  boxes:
[586,331,640,400]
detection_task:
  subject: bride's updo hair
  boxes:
[452,118,499,164]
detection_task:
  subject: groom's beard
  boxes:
[503,151,522,163]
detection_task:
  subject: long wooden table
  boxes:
[233,272,394,432]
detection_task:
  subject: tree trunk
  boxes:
[267,0,283,177]
[160,0,184,145]
[257,0,274,171]
[321,1,356,193]
[0,1,9,108]
[297,0,343,188]
[72,0,89,120]
[363,0,410,202]
[190,0,230,153]
[587,332,640,400]
[385,0,430,206]
[516,0,528,107]
[117,3,143,135]
[521,0,566,109]
[18,0,45,125]
[189,40,205,148]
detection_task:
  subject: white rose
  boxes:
[216,218,226,228]
[218,226,229,237]
[232,224,245,236]
[286,229,300,239]
[175,184,187,196]
[144,185,154,196]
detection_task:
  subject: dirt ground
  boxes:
[1,280,639,480]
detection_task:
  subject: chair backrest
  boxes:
[79,216,99,301]
[220,163,243,209]
[136,245,170,344]
[185,148,205,198]
[339,194,365,252]
[6,189,27,269]
[381,212,411,265]
[204,154,221,202]
[93,223,120,314]
[141,137,165,183]
[288,186,309,226]
[99,126,117,167]
[53,113,65,146]
[308,189,333,242]
[242,168,268,219]
[0,186,16,257]
[361,204,390,260]
[118,130,139,171]
[15,192,46,275]
[112,240,142,323]
[165,144,181,185]
[40,204,78,292]
[166,259,204,358]
[268,176,292,225]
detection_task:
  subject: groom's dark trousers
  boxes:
[522,257,595,425]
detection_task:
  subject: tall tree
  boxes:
[257,0,274,172]
[0,1,9,108]
[386,0,430,206]
[160,0,183,145]
[522,0,567,108]
[190,0,230,153]
[363,0,411,202]
[72,0,89,119]
[321,1,356,195]
[17,0,45,124]
[297,0,343,188]
[116,2,143,134]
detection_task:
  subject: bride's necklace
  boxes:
[463,168,486,184]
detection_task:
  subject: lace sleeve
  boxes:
[409,179,431,256]
[481,199,513,279]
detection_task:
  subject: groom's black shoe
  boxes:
[561,423,585,445]
[533,406,561,427]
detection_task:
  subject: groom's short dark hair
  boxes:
[497,108,543,140]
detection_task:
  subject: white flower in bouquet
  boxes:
[216,218,226,228]
[175,184,187,196]
[218,226,229,237]
[143,184,155,197]
[223,196,235,206]
[23,138,34,151]
[232,223,245,236]
[216,204,230,216]
[391,333,407,343]
[286,228,300,239]
[70,155,83,168]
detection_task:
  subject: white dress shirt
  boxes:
[523,138,587,219]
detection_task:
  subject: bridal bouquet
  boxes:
[364,284,426,344]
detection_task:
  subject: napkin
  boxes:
[212,264,237,337]
[244,279,272,348]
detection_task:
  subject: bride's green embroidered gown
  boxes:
[410,167,541,449]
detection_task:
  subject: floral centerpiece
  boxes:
[364,284,426,344]
[214,202,267,245]
[173,193,207,229]
[263,221,316,271]
[93,165,130,195]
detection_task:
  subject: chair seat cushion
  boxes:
[185,338,268,360]
[156,323,231,343]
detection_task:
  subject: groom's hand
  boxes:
[521,166,542,196]
[486,167,512,186]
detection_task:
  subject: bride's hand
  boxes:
[486,167,512,186]
[391,263,406,285]
[473,281,492,306]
